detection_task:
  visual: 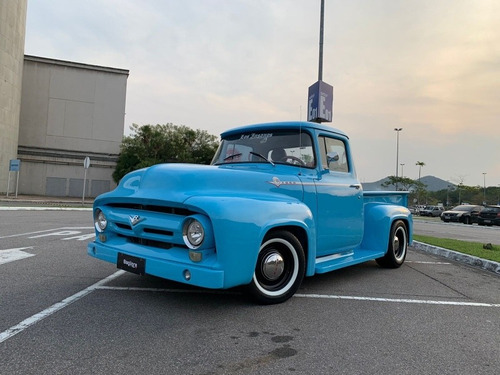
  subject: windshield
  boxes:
[212,130,315,168]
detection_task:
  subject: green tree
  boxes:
[381,176,426,192]
[113,123,219,183]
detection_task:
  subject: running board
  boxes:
[314,249,386,274]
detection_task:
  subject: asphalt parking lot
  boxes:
[1,209,499,375]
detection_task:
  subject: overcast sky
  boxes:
[25,0,500,187]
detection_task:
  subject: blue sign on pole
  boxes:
[9,159,20,172]
[307,80,333,123]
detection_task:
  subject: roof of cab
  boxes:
[220,121,349,139]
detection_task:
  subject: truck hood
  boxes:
[99,163,305,205]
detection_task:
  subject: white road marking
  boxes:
[0,247,35,266]
[0,270,125,344]
[406,261,451,265]
[29,230,81,239]
[96,285,500,308]
[61,233,95,241]
[294,293,500,307]
[0,227,93,239]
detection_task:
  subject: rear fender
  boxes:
[360,203,413,254]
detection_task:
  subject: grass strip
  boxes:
[414,235,500,263]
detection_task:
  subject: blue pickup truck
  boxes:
[88,121,412,304]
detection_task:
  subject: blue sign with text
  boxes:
[307,80,333,123]
[9,159,20,172]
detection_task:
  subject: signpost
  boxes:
[307,80,333,122]
[82,157,90,205]
[307,0,334,124]
[7,159,21,198]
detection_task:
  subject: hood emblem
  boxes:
[269,177,284,187]
[267,177,300,188]
[129,215,144,226]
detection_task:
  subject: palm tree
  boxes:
[415,161,425,205]
[416,161,425,181]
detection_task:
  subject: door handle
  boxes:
[349,184,361,190]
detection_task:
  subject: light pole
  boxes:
[394,128,402,177]
[400,163,405,178]
[394,128,402,190]
[482,172,487,204]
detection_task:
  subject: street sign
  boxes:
[83,157,90,169]
[9,159,20,172]
[7,160,21,198]
[82,157,90,205]
[307,80,333,123]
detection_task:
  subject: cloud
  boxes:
[25,0,500,186]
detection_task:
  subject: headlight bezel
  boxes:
[94,208,108,233]
[183,218,205,249]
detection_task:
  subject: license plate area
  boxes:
[117,253,145,275]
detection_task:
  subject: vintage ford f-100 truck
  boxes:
[88,121,412,304]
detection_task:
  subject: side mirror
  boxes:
[326,152,339,167]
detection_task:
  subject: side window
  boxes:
[319,136,349,173]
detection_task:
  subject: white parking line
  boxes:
[97,285,500,308]
[406,261,451,265]
[0,271,125,344]
[294,293,500,307]
[2,270,498,345]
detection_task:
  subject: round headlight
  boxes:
[94,209,107,232]
[183,219,205,249]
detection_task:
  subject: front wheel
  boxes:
[247,231,305,304]
[376,220,408,268]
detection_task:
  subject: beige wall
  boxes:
[0,0,27,194]
[18,56,129,196]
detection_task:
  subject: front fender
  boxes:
[360,203,413,254]
[184,195,315,288]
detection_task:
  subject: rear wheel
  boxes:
[376,220,408,268]
[247,230,305,304]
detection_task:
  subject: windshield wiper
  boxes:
[223,153,242,162]
[250,152,275,166]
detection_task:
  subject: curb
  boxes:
[0,196,93,209]
[413,241,500,276]
[0,206,92,211]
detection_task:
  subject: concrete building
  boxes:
[18,56,129,197]
[0,1,129,197]
[0,0,27,195]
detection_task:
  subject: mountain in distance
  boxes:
[361,175,456,192]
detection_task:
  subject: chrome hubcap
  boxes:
[393,235,400,252]
[261,252,285,281]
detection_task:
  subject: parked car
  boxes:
[440,205,482,224]
[420,205,444,217]
[477,205,500,226]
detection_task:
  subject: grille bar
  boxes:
[106,203,195,216]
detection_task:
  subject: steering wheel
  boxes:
[281,156,306,166]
